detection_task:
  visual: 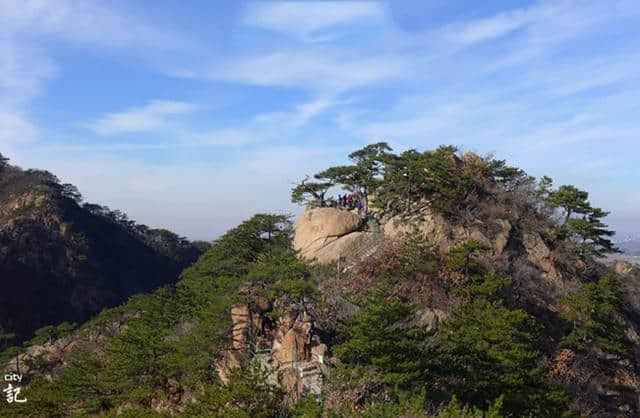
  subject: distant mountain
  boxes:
[617,237,640,256]
[0,155,207,345]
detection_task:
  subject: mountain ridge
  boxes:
[1,145,638,417]
[0,155,207,346]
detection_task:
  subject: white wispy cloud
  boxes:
[0,42,57,105]
[0,0,195,51]
[440,0,638,48]
[5,0,640,237]
[182,49,408,93]
[243,1,385,41]
[0,109,38,144]
[77,95,339,147]
[252,97,346,128]
[0,0,197,106]
[445,8,537,45]
[85,100,197,135]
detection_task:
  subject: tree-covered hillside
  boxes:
[2,145,638,418]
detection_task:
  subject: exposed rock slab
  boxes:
[312,231,367,263]
[293,207,362,259]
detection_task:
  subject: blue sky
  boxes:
[1,0,639,239]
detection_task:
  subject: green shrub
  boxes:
[560,274,629,354]
[289,394,324,417]
[436,395,503,418]
[446,240,491,274]
[434,282,569,417]
[334,289,428,389]
[182,363,284,418]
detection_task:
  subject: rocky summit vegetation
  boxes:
[1,144,639,417]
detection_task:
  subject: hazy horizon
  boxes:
[2,1,639,240]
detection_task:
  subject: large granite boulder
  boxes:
[293,207,362,259]
[313,231,367,264]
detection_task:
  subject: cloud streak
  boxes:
[243,1,386,41]
[179,49,408,94]
[85,100,197,135]
[68,95,342,149]
[0,0,196,50]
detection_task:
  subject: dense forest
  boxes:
[1,145,638,417]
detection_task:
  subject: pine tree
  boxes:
[547,184,618,257]
[446,240,491,274]
[548,185,591,225]
[561,274,629,353]
[334,289,428,389]
[314,142,391,212]
[563,208,618,257]
[291,176,333,207]
[434,275,569,417]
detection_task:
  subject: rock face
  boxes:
[293,207,362,259]
[217,295,327,403]
[522,232,562,281]
[412,308,448,332]
[374,206,569,284]
[379,207,508,256]
[312,231,367,264]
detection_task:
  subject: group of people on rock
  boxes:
[335,194,366,212]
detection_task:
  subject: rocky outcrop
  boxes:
[378,207,512,256]
[372,205,569,286]
[522,232,562,282]
[493,219,512,255]
[217,295,328,403]
[293,207,362,259]
[293,204,521,267]
[380,208,452,250]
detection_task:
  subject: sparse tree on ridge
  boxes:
[562,208,618,257]
[61,183,83,203]
[547,185,591,225]
[544,182,618,257]
[291,175,333,207]
[377,149,425,212]
[315,142,392,212]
